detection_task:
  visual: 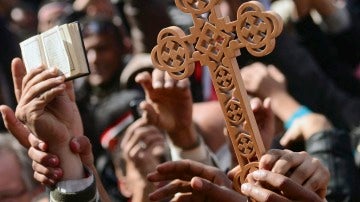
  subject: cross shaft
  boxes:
[151,0,282,193]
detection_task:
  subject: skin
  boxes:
[135,70,200,149]
[147,149,329,202]
[84,32,124,87]
[0,150,33,202]
[241,62,334,148]
[116,117,167,202]
[1,62,330,202]
[0,58,111,201]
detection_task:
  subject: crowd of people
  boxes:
[0,0,359,201]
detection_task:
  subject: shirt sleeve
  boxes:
[49,167,100,202]
[168,135,219,166]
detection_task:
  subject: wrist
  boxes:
[170,124,199,149]
[271,92,302,121]
[284,106,312,130]
[48,138,84,180]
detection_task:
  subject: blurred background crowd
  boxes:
[0,0,359,201]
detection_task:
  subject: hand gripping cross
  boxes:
[151,0,282,193]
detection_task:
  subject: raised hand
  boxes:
[238,149,330,200]
[135,69,199,149]
[280,113,333,147]
[250,97,275,150]
[240,170,324,202]
[119,117,167,176]
[241,63,286,99]
[12,58,84,180]
[147,159,246,202]
[14,66,83,143]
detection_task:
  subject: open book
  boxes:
[20,22,90,80]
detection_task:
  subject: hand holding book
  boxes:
[20,22,90,80]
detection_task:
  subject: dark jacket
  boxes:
[306,129,360,202]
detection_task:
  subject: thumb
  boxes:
[139,101,160,127]
[267,65,286,84]
[280,120,302,147]
[135,71,153,95]
[190,177,246,202]
[70,136,93,167]
[0,105,31,148]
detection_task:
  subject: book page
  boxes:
[20,35,46,72]
[59,24,75,72]
[41,26,71,76]
[67,22,90,76]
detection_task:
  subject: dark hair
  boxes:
[80,16,127,46]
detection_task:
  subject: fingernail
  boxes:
[252,170,266,179]
[49,157,58,166]
[241,183,251,193]
[56,76,65,81]
[53,169,63,179]
[153,81,162,89]
[191,177,203,189]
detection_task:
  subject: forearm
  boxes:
[49,138,84,181]
[269,91,301,122]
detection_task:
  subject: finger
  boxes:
[65,80,76,102]
[28,146,59,167]
[21,67,59,101]
[164,71,176,88]
[263,97,271,110]
[11,58,27,102]
[267,65,285,84]
[148,179,192,201]
[139,101,159,127]
[21,74,65,105]
[176,77,190,89]
[33,170,59,187]
[191,177,247,201]
[135,71,154,99]
[246,170,323,201]
[250,97,262,112]
[151,69,165,89]
[227,165,241,181]
[120,118,147,148]
[69,136,92,155]
[171,192,194,202]
[259,149,286,170]
[32,160,63,180]
[69,136,94,168]
[0,105,30,148]
[131,125,164,147]
[271,151,306,175]
[302,159,329,199]
[125,126,164,159]
[279,120,302,147]
[28,133,47,151]
[288,152,316,185]
[148,159,224,184]
[16,83,67,123]
[241,182,290,202]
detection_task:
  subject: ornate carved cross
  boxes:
[151,0,282,192]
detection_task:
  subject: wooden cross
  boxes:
[151,0,282,192]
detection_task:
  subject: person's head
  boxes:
[73,0,117,18]
[0,133,44,202]
[81,16,132,87]
[37,0,73,32]
[110,124,169,199]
